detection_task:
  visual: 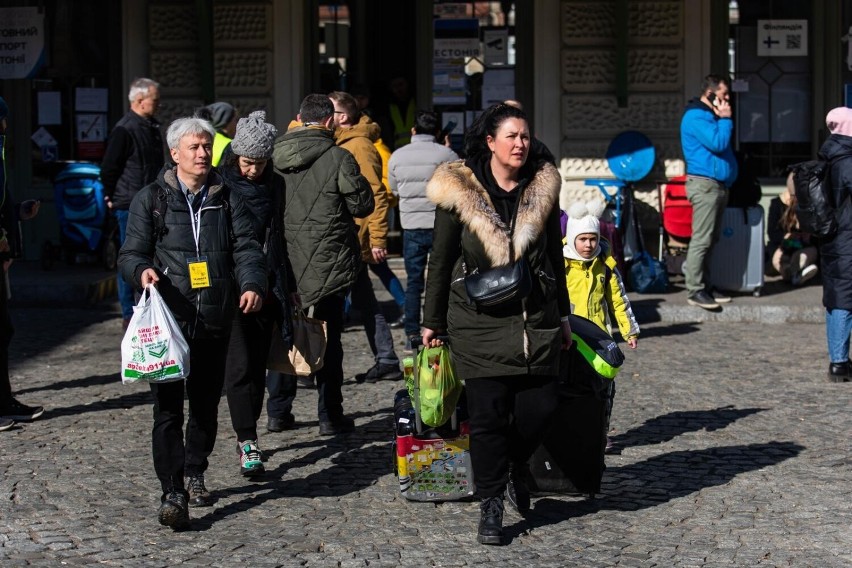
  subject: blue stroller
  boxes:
[41,162,118,271]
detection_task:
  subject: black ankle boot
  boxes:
[828,361,851,383]
[477,496,504,545]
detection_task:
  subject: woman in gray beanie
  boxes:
[220,110,297,477]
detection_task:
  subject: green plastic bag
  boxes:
[407,345,462,428]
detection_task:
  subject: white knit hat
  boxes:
[564,199,606,260]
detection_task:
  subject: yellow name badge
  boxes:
[187,256,211,289]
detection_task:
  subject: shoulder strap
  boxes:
[151,187,169,242]
[221,186,236,244]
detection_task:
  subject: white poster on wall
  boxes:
[0,7,45,79]
[756,20,807,57]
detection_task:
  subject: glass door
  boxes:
[728,0,812,179]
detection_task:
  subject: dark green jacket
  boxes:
[271,126,374,307]
[422,160,569,379]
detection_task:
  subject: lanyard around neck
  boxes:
[184,190,206,256]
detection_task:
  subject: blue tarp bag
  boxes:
[629,250,668,293]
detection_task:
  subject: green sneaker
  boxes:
[238,440,265,477]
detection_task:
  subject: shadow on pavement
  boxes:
[42,390,154,418]
[8,305,118,361]
[637,322,703,338]
[609,406,767,452]
[189,413,394,530]
[508,440,804,542]
[16,373,119,395]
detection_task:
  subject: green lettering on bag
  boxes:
[123,364,183,380]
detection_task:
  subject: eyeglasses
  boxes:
[333,111,346,114]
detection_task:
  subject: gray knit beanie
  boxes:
[205,101,236,131]
[230,110,278,160]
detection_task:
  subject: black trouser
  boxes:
[0,271,13,406]
[465,374,559,498]
[149,336,229,495]
[313,293,345,422]
[265,370,297,419]
[224,295,280,441]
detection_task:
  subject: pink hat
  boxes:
[826,107,852,136]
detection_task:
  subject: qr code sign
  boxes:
[786,34,802,50]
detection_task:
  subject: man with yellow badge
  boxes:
[118,116,267,531]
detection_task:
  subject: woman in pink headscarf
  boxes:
[819,106,852,382]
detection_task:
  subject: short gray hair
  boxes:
[166,117,215,149]
[127,78,160,103]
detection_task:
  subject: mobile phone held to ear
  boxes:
[438,120,457,143]
[706,92,717,106]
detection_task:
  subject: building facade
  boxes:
[1,0,849,259]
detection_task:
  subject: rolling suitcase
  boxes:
[527,350,611,496]
[708,206,764,296]
[527,315,624,497]
[391,350,475,502]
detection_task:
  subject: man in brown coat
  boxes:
[329,91,401,382]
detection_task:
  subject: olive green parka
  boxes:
[422,160,570,379]
[271,125,374,307]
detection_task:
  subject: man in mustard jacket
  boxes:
[329,91,402,383]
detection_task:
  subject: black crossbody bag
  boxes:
[462,186,532,308]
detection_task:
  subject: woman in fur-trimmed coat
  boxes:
[422,104,571,545]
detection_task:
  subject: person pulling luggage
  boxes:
[421,103,571,545]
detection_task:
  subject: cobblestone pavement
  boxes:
[1,303,850,566]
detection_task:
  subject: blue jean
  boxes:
[825,308,852,363]
[115,209,135,319]
[350,266,399,365]
[403,229,433,337]
[369,260,405,308]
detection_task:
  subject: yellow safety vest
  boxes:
[389,99,415,149]
[212,131,232,167]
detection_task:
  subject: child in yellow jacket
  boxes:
[564,200,639,347]
[565,199,639,454]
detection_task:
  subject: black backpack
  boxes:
[727,151,762,209]
[789,159,837,239]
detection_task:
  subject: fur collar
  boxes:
[427,160,561,265]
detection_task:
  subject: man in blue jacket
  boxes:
[680,74,738,310]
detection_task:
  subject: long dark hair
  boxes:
[463,103,527,161]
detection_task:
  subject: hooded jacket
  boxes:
[334,115,389,262]
[680,98,738,187]
[422,158,569,380]
[118,167,267,339]
[272,125,374,307]
[563,240,639,340]
[818,134,852,310]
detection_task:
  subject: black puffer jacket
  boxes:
[118,167,267,339]
[272,125,374,307]
[422,157,570,379]
[819,134,852,310]
[219,157,297,342]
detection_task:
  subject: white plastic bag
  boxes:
[120,284,190,384]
